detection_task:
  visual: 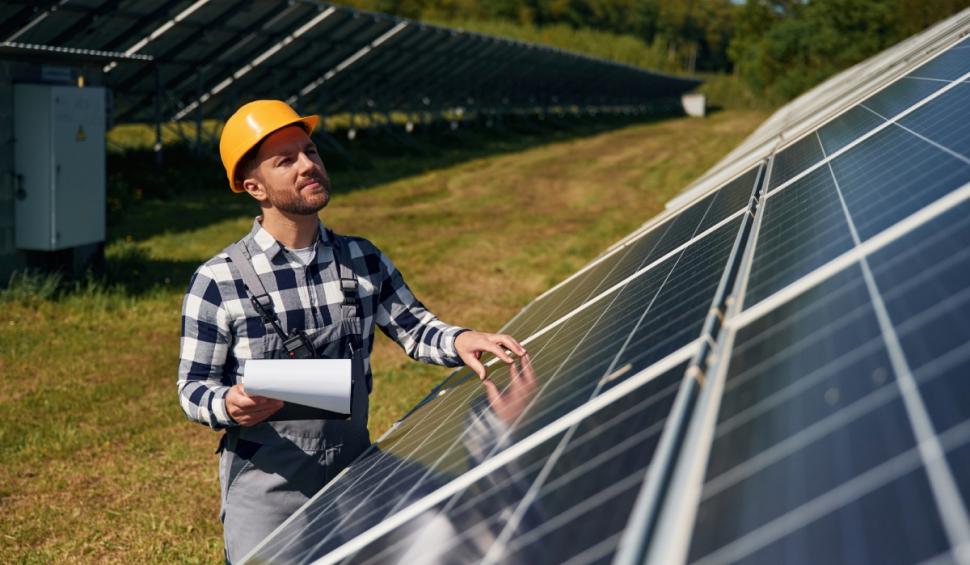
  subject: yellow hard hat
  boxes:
[219,100,320,192]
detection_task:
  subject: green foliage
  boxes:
[696,72,771,111]
[730,0,970,103]
[340,0,970,103]
[429,18,676,72]
[341,0,741,73]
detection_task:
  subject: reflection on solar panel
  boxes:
[237,8,970,565]
[0,0,700,128]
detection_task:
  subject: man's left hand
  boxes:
[455,331,527,380]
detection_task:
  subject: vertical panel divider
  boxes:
[614,161,768,565]
[639,152,773,565]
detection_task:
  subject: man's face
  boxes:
[244,125,331,215]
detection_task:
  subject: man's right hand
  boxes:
[226,384,283,426]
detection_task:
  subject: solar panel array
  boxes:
[241,8,970,564]
[0,0,698,127]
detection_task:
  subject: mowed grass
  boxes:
[0,109,766,563]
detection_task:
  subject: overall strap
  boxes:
[327,230,363,351]
[226,243,287,341]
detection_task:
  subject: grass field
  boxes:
[0,109,767,563]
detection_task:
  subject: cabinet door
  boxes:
[13,85,53,250]
[52,86,105,250]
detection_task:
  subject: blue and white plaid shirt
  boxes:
[178,218,467,429]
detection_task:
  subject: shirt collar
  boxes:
[247,217,333,261]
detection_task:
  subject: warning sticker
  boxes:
[76,125,86,142]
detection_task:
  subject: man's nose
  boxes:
[296,152,317,173]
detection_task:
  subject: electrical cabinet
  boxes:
[14,84,105,251]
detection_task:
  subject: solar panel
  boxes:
[233,11,970,565]
[1,1,700,127]
[685,193,970,564]
[644,20,970,565]
[244,210,746,561]
[501,165,760,340]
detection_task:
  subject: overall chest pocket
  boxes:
[254,318,361,361]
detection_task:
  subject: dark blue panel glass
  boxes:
[351,363,688,565]
[253,361,688,564]
[608,218,742,376]
[745,166,854,308]
[868,200,970,435]
[639,191,720,268]
[817,106,885,154]
[713,267,892,479]
[948,441,970,513]
[710,469,949,565]
[687,267,947,564]
[768,134,826,190]
[830,121,970,240]
[898,81,970,161]
[906,41,970,80]
[502,187,726,340]
[696,165,760,234]
[858,77,945,119]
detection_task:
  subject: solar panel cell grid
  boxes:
[743,166,854,308]
[827,117,970,241]
[767,134,825,190]
[501,191,722,340]
[688,267,936,565]
[684,185,970,565]
[868,199,970,436]
[857,75,949,118]
[905,40,970,80]
[897,82,970,161]
[815,105,885,154]
[348,364,687,565]
[695,166,761,234]
[503,167,758,341]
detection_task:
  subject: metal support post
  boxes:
[153,65,163,167]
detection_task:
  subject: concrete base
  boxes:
[681,93,706,118]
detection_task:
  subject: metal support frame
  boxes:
[153,64,163,166]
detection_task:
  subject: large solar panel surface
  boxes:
[232,9,970,565]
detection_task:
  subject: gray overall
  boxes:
[220,236,371,563]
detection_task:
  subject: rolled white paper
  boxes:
[242,359,353,414]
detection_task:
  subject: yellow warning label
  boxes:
[76,125,86,142]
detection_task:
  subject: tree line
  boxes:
[340,0,969,103]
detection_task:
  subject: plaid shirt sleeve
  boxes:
[369,243,468,367]
[177,262,237,429]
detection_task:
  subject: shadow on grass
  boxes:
[108,111,683,244]
[75,109,685,297]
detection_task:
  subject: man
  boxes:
[177,100,526,562]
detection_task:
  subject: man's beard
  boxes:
[267,174,332,215]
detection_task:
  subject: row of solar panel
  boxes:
[244,25,970,565]
[1,0,699,124]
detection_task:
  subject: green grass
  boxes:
[0,109,767,562]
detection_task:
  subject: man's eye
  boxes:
[278,158,291,166]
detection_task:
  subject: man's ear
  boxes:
[241,175,268,202]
